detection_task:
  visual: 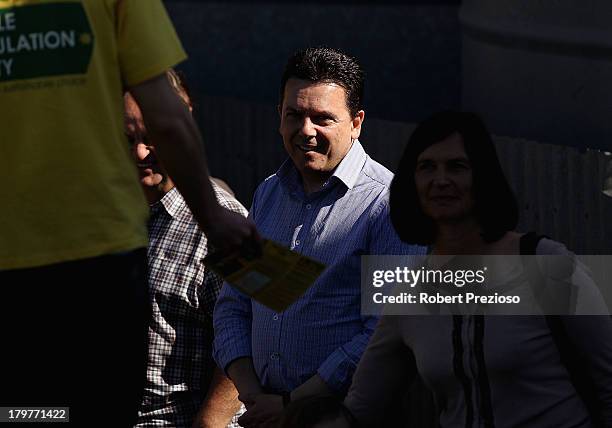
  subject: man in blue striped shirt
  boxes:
[213,47,424,426]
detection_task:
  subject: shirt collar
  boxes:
[150,187,185,219]
[277,139,367,192]
[277,157,298,182]
[331,139,367,190]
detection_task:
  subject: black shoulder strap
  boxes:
[519,231,544,255]
[520,232,553,310]
[520,233,601,426]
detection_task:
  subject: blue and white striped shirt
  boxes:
[213,140,425,394]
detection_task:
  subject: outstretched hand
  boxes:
[201,206,262,255]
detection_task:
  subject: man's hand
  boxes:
[290,374,333,402]
[200,205,261,255]
[129,74,261,256]
[237,393,284,428]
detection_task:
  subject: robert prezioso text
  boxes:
[373,292,521,305]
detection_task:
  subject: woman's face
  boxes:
[414,132,475,223]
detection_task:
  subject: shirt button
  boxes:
[270,353,279,360]
[273,314,279,321]
[305,204,311,209]
[295,240,300,246]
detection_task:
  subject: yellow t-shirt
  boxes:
[0,0,187,269]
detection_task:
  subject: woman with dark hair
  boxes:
[341,111,612,427]
[390,110,519,247]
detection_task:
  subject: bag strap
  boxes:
[519,231,544,256]
[520,232,602,426]
[520,233,556,310]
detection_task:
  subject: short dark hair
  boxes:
[279,47,364,117]
[390,110,519,245]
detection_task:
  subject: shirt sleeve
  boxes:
[344,316,417,426]
[317,194,426,394]
[367,194,428,257]
[116,0,188,87]
[202,184,249,319]
[316,313,379,394]
[201,268,224,320]
[560,315,612,425]
[212,193,256,373]
[538,240,612,425]
[213,282,254,374]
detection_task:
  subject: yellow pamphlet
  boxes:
[203,240,326,312]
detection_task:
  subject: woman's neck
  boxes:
[433,219,484,255]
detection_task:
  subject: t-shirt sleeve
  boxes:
[116,0,188,87]
[344,316,417,426]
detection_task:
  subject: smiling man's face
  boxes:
[279,78,364,192]
[124,93,174,202]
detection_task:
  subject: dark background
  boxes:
[161,0,612,253]
[164,0,611,151]
[165,0,462,124]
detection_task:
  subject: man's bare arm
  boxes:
[226,357,263,405]
[129,74,259,252]
[192,367,242,428]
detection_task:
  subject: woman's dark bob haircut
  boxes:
[390,110,519,245]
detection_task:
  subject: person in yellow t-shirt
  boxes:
[0,1,258,426]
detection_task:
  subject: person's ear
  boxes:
[350,110,365,140]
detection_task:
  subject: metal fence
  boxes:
[196,95,612,254]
